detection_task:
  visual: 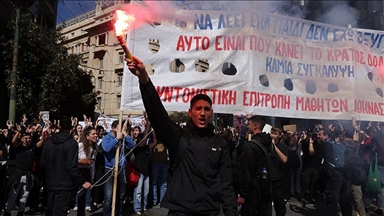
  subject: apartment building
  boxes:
[58,0,135,118]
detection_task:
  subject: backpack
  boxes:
[249,139,283,182]
[325,141,346,168]
[366,152,381,193]
[343,140,367,185]
[126,161,140,188]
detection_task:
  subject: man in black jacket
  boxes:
[40,118,91,216]
[314,124,352,216]
[237,116,285,216]
[126,56,237,215]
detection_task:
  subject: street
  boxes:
[11,197,382,216]
[7,198,380,216]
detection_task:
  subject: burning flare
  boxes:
[114,10,135,61]
[114,10,135,36]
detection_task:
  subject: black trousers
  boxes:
[168,210,220,216]
[28,168,47,208]
[325,168,352,216]
[92,165,104,204]
[301,168,319,200]
[241,186,271,216]
[0,165,7,211]
[46,190,73,216]
[272,182,287,216]
[77,167,91,216]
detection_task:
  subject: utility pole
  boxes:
[382,0,384,30]
[8,8,20,122]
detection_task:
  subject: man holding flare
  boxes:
[125,56,238,216]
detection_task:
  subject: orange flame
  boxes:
[114,10,135,36]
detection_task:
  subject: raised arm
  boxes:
[272,137,287,163]
[12,131,20,149]
[126,56,180,149]
[36,125,49,148]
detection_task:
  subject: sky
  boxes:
[56,0,361,28]
[57,0,96,24]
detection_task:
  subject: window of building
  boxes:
[82,61,88,71]
[117,74,123,86]
[98,77,102,89]
[118,52,124,64]
[98,34,106,45]
[99,58,104,69]
[97,97,102,108]
[117,96,121,108]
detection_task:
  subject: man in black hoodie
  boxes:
[40,118,91,216]
[238,115,285,216]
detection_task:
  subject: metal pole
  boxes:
[8,8,20,122]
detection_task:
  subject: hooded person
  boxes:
[40,117,91,216]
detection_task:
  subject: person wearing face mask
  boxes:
[126,56,237,216]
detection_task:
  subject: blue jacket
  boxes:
[102,132,135,169]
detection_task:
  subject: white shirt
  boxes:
[78,142,95,179]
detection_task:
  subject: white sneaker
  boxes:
[85,206,91,211]
[136,211,142,215]
[73,207,78,211]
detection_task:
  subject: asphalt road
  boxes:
[9,196,384,216]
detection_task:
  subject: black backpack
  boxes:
[343,140,367,185]
[249,139,283,182]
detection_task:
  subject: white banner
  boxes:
[121,10,384,121]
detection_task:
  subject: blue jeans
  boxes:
[103,167,126,216]
[133,173,149,212]
[151,161,168,204]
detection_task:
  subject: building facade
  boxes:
[59,0,135,118]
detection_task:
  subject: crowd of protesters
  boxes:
[0,109,383,216]
[190,115,382,216]
[0,112,168,215]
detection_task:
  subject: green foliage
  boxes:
[1,12,96,121]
